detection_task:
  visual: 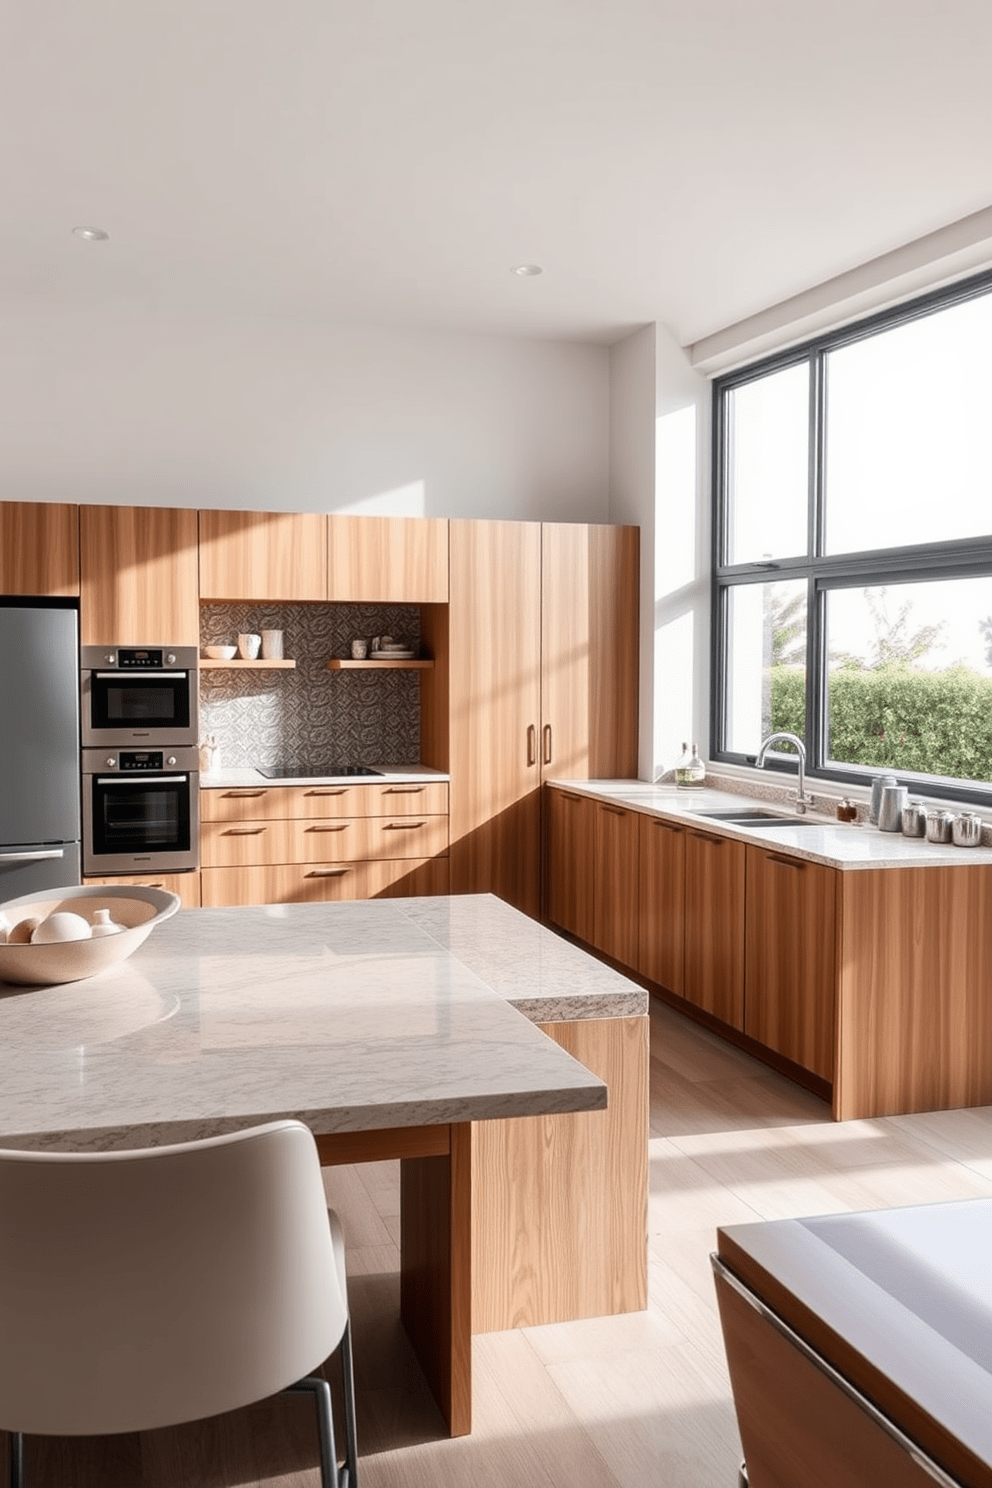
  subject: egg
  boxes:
[8,917,42,944]
[31,912,92,944]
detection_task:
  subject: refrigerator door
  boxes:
[0,841,81,901]
[0,604,81,849]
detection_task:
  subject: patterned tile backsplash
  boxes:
[199,603,421,769]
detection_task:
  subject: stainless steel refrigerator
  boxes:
[0,601,82,900]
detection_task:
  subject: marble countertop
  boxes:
[0,895,637,1152]
[549,779,992,870]
[201,764,449,788]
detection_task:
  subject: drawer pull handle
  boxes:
[542,723,552,765]
[225,790,266,798]
[306,789,348,797]
[601,805,626,817]
[224,826,266,836]
[652,820,682,831]
[562,792,584,803]
[305,824,349,833]
[383,820,426,830]
[527,724,537,766]
[688,832,722,845]
[385,786,424,795]
[306,867,349,878]
[768,853,805,870]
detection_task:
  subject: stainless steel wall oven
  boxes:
[82,748,199,874]
[81,645,198,749]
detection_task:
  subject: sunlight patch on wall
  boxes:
[333,481,427,518]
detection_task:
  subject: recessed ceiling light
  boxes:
[511,264,543,277]
[72,226,109,242]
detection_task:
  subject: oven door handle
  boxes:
[0,849,65,863]
[93,671,189,679]
[95,776,190,785]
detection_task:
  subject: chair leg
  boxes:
[286,1377,338,1488]
[338,1319,359,1488]
[9,1432,24,1488]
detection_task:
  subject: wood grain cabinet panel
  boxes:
[83,871,201,909]
[745,846,837,1080]
[80,505,199,644]
[0,502,79,596]
[198,509,326,601]
[200,857,448,907]
[637,814,685,995]
[684,829,745,1030]
[545,788,595,940]
[592,801,639,969]
[327,515,448,602]
[448,519,542,918]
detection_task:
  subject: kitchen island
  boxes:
[0,892,647,1437]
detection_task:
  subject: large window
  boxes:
[712,270,992,802]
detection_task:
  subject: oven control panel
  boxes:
[83,747,199,776]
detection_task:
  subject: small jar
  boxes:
[952,812,983,848]
[836,798,857,823]
[901,799,927,838]
[925,809,955,844]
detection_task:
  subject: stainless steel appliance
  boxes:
[81,645,198,749]
[0,601,82,900]
[82,747,199,874]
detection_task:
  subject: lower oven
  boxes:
[82,748,199,874]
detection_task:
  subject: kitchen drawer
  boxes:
[201,780,449,822]
[83,870,201,909]
[200,857,450,908]
[292,814,449,863]
[366,781,449,816]
[201,819,296,868]
[201,787,295,823]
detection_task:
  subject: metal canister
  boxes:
[952,812,983,848]
[900,799,927,837]
[877,784,909,832]
[869,774,898,825]
[925,809,954,844]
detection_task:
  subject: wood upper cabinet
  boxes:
[546,787,595,939]
[448,518,542,919]
[541,523,638,780]
[638,814,685,996]
[745,846,837,1081]
[684,828,746,1030]
[80,505,199,645]
[0,503,79,596]
[327,515,448,602]
[592,801,639,969]
[198,509,326,601]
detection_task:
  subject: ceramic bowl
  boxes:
[204,644,238,660]
[0,886,180,987]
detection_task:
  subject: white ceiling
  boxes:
[6,0,992,347]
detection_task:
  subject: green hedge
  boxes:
[769,664,992,783]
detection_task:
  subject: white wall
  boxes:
[609,322,710,781]
[0,302,610,522]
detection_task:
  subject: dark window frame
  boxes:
[710,266,992,806]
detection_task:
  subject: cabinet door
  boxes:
[198,509,326,600]
[448,519,542,918]
[0,503,79,596]
[745,846,837,1080]
[592,802,639,969]
[201,857,447,907]
[684,829,745,1029]
[80,506,199,644]
[541,523,639,780]
[638,814,685,995]
[545,787,595,939]
[327,515,448,602]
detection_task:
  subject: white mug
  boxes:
[261,629,283,660]
[351,638,368,660]
[237,633,261,660]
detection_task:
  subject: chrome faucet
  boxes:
[756,731,814,814]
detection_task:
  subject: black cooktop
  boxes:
[256,764,384,779]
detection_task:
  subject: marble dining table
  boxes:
[0,892,616,1437]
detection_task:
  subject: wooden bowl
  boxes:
[0,886,180,987]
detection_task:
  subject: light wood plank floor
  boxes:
[9,994,992,1487]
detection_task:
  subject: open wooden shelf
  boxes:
[326,658,434,670]
[200,659,297,670]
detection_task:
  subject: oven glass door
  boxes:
[87,672,192,735]
[90,774,192,859]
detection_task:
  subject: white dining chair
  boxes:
[0,1120,358,1488]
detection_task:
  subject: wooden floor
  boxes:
[11,994,992,1488]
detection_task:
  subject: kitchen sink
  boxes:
[695,808,821,828]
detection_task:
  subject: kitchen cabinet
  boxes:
[0,502,79,597]
[83,871,201,910]
[540,522,639,780]
[327,515,448,602]
[198,509,326,601]
[199,781,449,907]
[545,788,595,939]
[592,801,639,968]
[448,519,543,918]
[682,827,746,1030]
[80,505,199,645]
[745,845,837,1081]
[637,814,685,995]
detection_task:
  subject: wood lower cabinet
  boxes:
[681,828,746,1030]
[0,502,79,596]
[327,515,448,602]
[637,814,685,995]
[745,845,837,1081]
[83,871,201,909]
[198,509,326,601]
[200,782,449,907]
[80,505,200,645]
[545,788,595,939]
[592,801,639,969]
